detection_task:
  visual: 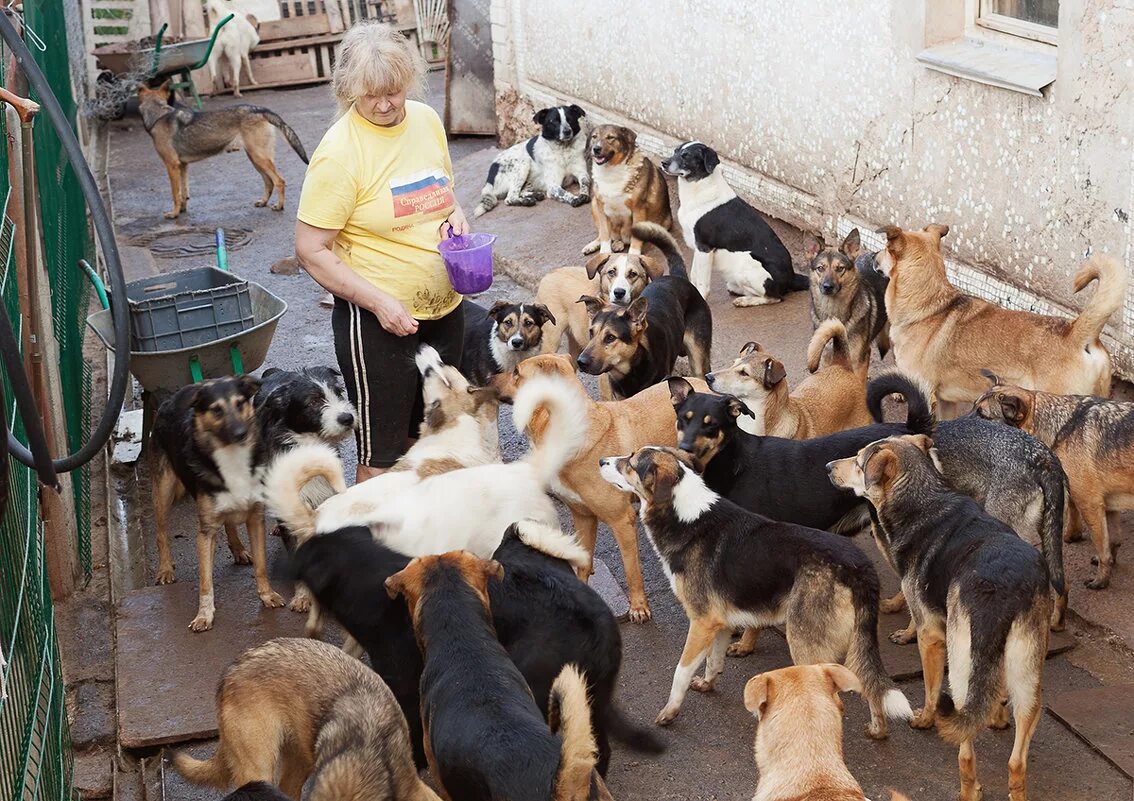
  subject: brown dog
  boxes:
[583,125,672,255]
[173,638,438,801]
[807,228,891,366]
[492,354,706,622]
[744,664,911,801]
[137,82,308,219]
[704,321,871,439]
[975,376,1133,589]
[877,224,1126,418]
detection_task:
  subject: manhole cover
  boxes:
[125,226,252,258]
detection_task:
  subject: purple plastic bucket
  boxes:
[438,232,496,294]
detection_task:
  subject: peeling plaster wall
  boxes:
[491,0,1134,377]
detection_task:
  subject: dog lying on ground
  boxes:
[807,229,890,365]
[386,551,612,801]
[828,435,1050,801]
[584,124,673,255]
[292,522,663,774]
[661,141,806,305]
[975,374,1132,590]
[599,446,911,737]
[705,322,871,438]
[744,664,912,801]
[491,353,707,622]
[173,637,438,801]
[137,82,308,219]
[474,104,589,216]
[577,224,711,399]
[460,299,555,386]
[877,224,1126,417]
[206,0,260,97]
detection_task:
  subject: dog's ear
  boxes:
[924,223,950,241]
[804,237,824,261]
[668,376,694,409]
[423,399,445,429]
[864,447,898,491]
[577,294,606,319]
[700,146,720,174]
[738,341,761,357]
[533,107,550,125]
[841,228,862,260]
[905,434,934,453]
[585,252,611,280]
[980,368,1001,386]
[822,664,863,696]
[482,558,505,583]
[726,395,755,420]
[877,225,904,256]
[998,392,1028,426]
[639,254,665,280]
[261,367,282,378]
[568,104,585,119]
[384,569,408,600]
[487,300,513,323]
[528,303,557,327]
[762,358,787,389]
[467,384,501,409]
[626,296,649,330]
[238,374,262,400]
[621,126,638,150]
[245,13,259,30]
[743,674,771,719]
[644,459,673,508]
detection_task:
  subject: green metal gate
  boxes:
[0,3,95,800]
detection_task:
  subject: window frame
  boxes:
[977,1,1059,46]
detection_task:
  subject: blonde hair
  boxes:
[332,21,425,114]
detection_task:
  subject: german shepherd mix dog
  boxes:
[386,551,611,801]
[584,124,673,255]
[807,230,890,366]
[460,299,556,386]
[220,782,291,801]
[173,638,438,801]
[975,374,1134,590]
[828,436,1050,801]
[661,141,807,305]
[151,375,285,632]
[576,225,711,400]
[877,224,1126,417]
[599,447,911,737]
[292,522,663,775]
[743,664,912,801]
[537,222,671,359]
[137,82,309,219]
[704,323,871,438]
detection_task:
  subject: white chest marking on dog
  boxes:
[211,442,259,512]
[676,171,736,249]
[594,162,632,216]
[672,464,719,523]
[488,321,536,372]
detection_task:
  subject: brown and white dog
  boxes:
[704,321,871,438]
[492,354,707,622]
[877,224,1126,417]
[583,125,672,255]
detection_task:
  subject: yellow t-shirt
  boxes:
[297,101,460,320]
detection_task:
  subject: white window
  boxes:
[979,0,1059,45]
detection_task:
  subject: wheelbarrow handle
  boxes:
[215,228,229,271]
[78,259,110,310]
[0,86,39,124]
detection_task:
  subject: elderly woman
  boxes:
[296,23,469,481]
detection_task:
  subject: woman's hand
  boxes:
[442,204,470,238]
[371,290,419,336]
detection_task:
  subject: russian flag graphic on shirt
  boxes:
[391,168,454,219]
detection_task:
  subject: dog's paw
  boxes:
[726,642,754,658]
[288,595,311,613]
[506,195,539,207]
[271,201,285,212]
[865,721,889,740]
[581,239,600,255]
[690,677,716,693]
[610,239,626,253]
[164,210,180,220]
[260,591,286,609]
[230,548,253,565]
[569,194,590,207]
[188,612,214,632]
[529,190,546,201]
[655,706,679,727]
[254,199,268,208]
[627,603,652,624]
[889,627,917,645]
[155,568,177,585]
[909,708,936,730]
[880,594,907,614]
[1085,573,1110,590]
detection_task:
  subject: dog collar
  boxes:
[141,105,175,133]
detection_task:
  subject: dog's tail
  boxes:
[1069,254,1126,348]
[866,371,935,434]
[513,519,591,570]
[171,748,229,788]
[806,318,855,373]
[631,221,687,280]
[549,665,599,801]
[789,271,810,292]
[472,162,500,218]
[513,375,589,488]
[601,704,666,755]
[1036,455,1068,607]
[256,108,309,164]
[262,442,347,542]
[846,584,913,734]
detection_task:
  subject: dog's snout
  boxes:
[820,281,837,295]
[576,353,592,371]
[705,372,715,384]
[612,287,627,300]
[592,144,602,155]
[337,412,356,428]
[228,422,249,443]
[510,336,524,349]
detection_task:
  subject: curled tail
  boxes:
[513,375,589,488]
[262,443,347,543]
[473,163,501,218]
[259,109,309,163]
[1069,254,1126,347]
[171,748,229,788]
[548,665,599,801]
[807,318,853,373]
[631,221,686,280]
[845,588,912,737]
[866,371,935,434]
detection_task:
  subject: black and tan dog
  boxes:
[577,225,711,399]
[584,124,672,255]
[599,446,911,737]
[151,375,284,632]
[460,299,556,386]
[975,374,1133,590]
[138,82,308,219]
[828,436,1050,801]
[806,228,890,366]
[386,551,611,801]
[173,638,438,801]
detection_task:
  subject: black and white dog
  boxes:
[661,141,807,306]
[473,104,590,217]
[255,366,357,452]
[460,299,555,387]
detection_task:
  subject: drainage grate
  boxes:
[125,226,253,258]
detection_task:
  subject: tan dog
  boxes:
[583,124,673,255]
[705,320,871,438]
[492,354,706,622]
[975,376,1134,589]
[877,224,1126,418]
[744,664,911,801]
[173,638,438,801]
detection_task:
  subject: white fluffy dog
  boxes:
[206,0,260,97]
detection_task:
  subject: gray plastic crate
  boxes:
[124,267,254,352]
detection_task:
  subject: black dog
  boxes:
[460,299,556,387]
[577,222,712,399]
[291,522,661,773]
